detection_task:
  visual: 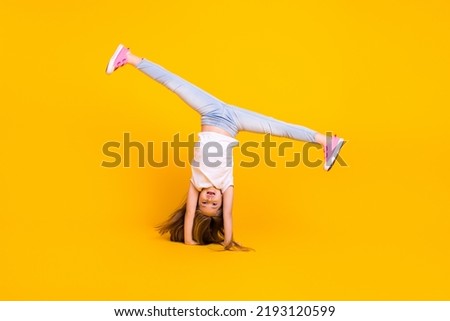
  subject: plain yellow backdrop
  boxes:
[1,0,449,300]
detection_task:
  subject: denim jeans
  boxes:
[136,59,317,142]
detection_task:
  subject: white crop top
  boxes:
[190,131,239,193]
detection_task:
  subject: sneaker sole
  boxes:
[324,139,345,171]
[105,44,125,75]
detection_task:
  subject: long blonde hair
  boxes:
[156,201,251,251]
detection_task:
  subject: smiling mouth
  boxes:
[206,191,216,196]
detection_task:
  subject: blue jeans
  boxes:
[136,59,317,142]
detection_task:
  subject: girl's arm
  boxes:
[222,186,234,249]
[184,182,199,245]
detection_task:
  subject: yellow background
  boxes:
[2,0,449,300]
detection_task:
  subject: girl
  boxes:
[106,44,345,250]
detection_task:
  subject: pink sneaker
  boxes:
[105,44,129,74]
[324,135,345,171]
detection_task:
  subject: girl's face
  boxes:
[198,187,222,216]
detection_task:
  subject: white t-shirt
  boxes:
[190,131,239,193]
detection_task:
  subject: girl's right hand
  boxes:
[185,240,199,246]
[224,242,233,250]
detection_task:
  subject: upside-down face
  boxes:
[198,187,222,217]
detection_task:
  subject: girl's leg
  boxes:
[135,58,225,115]
[229,105,345,170]
[107,45,224,116]
[229,104,323,144]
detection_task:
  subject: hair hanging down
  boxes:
[156,201,252,251]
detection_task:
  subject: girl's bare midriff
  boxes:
[201,125,233,137]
